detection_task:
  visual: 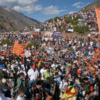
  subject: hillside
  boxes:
[82,0,100,11]
[0,6,40,32]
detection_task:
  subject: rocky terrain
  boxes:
[0,6,40,32]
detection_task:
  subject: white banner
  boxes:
[21,32,30,35]
[68,29,74,32]
[25,50,31,58]
[44,31,53,37]
[3,44,7,47]
[34,29,40,32]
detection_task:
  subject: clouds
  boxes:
[72,2,82,7]
[69,11,76,14]
[13,5,42,14]
[0,0,42,13]
[0,0,66,15]
[43,6,66,15]
[72,2,84,8]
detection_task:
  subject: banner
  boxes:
[21,32,30,35]
[3,44,7,47]
[44,31,53,37]
[13,40,25,57]
[34,29,40,32]
[52,31,62,37]
[68,29,74,32]
[95,8,100,33]
[25,50,31,58]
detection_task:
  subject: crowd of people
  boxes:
[42,10,98,32]
[0,32,100,100]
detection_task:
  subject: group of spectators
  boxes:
[43,10,98,32]
[0,32,100,100]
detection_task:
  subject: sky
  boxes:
[0,0,95,22]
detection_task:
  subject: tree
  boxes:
[65,17,72,23]
[54,17,60,22]
[25,43,32,50]
[74,25,89,34]
[48,19,53,23]
[74,16,82,20]
[65,16,82,25]
[1,39,9,46]
[25,42,38,50]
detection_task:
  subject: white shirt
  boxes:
[11,64,15,71]
[40,69,47,80]
[17,71,26,76]
[28,68,35,80]
[34,70,39,79]
[16,96,25,100]
[59,80,68,92]
[21,65,25,70]
[90,41,93,46]
[51,64,57,68]
[69,41,71,44]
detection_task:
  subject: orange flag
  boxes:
[86,62,90,66]
[13,40,25,57]
[23,42,29,47]
[13,40,18,54]
[95,49,100,53]
[92,58,97,62]
[95,8,100,32]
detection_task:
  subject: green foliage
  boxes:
[61,23,64,26]
[54,17,60,22]
[74,16,82,20]
[65,17,72,23]
[1,39,9,46]
[48,18,53,23]
[65,16,82,25]
[72,20,79,25]
[74,25,89,34]
[25,44,32,50]
[31,42,38,48]
[25,42,38,50]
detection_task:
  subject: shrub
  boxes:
[54,17,60,22]
[25,42,38,50]
[74,25,89,34]
[65,16,82,25]
[25,43,32,50]
[1,39,9,46]
[65,17,72,23]
[32,42,38,48]
[48,18,53,23]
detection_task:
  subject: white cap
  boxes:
[2,78,6,84]
[0,56,4,59]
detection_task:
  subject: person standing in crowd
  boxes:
[16,89,26,100]
[0,23,100,100]
[40,66,47,80]
[43,68,53,80]
[16,73,24,92]
[32,80,43,100]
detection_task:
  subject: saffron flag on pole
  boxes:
[95,8,100,33]
[13,40,25,57]
[13,40,18,54]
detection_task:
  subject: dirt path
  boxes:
[62,32,100,41]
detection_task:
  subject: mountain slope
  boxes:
[82,0,100,11]
[0,6,40,32]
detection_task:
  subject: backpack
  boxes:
[34,87,43,99]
